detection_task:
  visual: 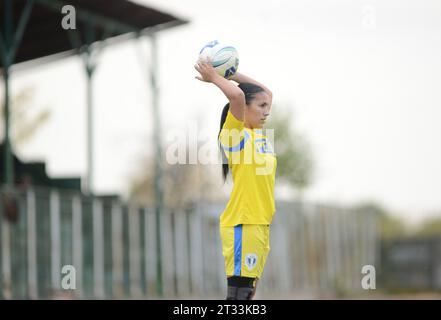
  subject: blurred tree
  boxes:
[264,105,314,200]
[1,86,51,147]
[414,214,441,237]
[1,86,51,222]
[129,144,223,210]
[353,201,408,239]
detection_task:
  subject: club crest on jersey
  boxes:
[254,138,274,154]
[245,253,258,270]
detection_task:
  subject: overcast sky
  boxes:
[4,0,441,223]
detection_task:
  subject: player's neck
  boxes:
[244,121,263,130]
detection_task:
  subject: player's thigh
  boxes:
[241,224,270,278]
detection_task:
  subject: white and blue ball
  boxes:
[198,40,239,79]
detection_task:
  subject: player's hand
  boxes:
[194,58,219,83]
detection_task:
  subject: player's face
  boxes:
[245,92,272,129]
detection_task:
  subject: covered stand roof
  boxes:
[0,0,187,69]
[0,0,187,190]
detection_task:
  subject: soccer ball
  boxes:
[198,40,239,79]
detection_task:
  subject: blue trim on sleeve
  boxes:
[220,131,250,152]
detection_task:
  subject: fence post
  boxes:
[0,189,2,298]
[174,210,189,296]
[128,205,142,297]
[298,204,309,290]
[72,194,83,298]
[144,207,157,295]
[324,206,335,291]
[111,202,124,297]
[50,190,61,294]
[190,206,203,295]
[185,208,193,295]
[27,188,38,299]
[93,199,104,299]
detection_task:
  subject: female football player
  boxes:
[195,59,276,300]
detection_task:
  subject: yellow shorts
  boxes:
[220,224,270,278]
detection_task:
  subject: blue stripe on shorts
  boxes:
[234,224,243,276]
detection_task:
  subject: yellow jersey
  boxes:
[219,110,277,227]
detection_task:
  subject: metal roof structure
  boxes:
[1,0,188,188]
[0,0,187,69]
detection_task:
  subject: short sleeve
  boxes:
[219,111,249,159]
[222,110,244,131]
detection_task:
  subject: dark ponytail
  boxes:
[219,103,230,181]
[218,83,264,181]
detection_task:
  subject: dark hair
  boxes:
[218,83,265,181]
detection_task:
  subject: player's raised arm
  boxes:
[194,59,245,121]
[230,72,273,101]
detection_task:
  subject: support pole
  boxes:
[2,0,13,187]
[82,22,97,195]
[85,52,95,195]
[1,0,34,186]
[149,34,164,296]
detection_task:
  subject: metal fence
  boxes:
[0,185,379,299]
[381,237,441,291]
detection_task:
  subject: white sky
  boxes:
[4,0,441,223]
